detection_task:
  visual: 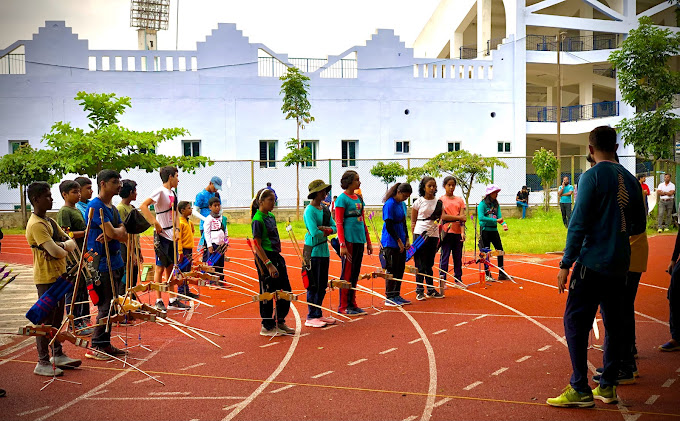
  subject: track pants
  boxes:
[478,230,504,276]
[307,257,329,319]
[414,235,438,294]
[384,247,406,299]
[256,251,291,330]
[92,268,124,348]
[339,242,364,312]
[670,261,680,342]
[439,233,463,283]
[564,264,625,393]
[35,283,65,364]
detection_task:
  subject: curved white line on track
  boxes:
[230,253,438,421]
[221,304,301,421]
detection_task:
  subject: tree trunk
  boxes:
[19,184,27,227]
[296,119,301,220]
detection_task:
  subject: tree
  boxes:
[42,92,211,177]
[370,161,407,190]
[280,67,314,219]
[408,150,507,212]
[532,148,559,212]
[609,16,680,167]
[0,144,63,225]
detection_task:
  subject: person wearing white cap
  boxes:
[193,176,222,248]
[477,184,509,282]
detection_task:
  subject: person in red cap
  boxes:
[476,184,509,282]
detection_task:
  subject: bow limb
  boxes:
[205,300,256,319]
[87,346,164,385]
[352,284,400,306]
[165,290,214,308]
[161,316,223,337]
[292,298,351,321]
[164,322,196,339]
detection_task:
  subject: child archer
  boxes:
[203,197,228,283]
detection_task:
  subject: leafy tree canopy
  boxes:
[370,161,407,189]
[532,148,559,211]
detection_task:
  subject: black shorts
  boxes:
[155,234,176,267]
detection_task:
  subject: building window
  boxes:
[395,140,410,154]
[9,140,28,153]
[260,140,277,168]
[182,140,201,157]
[341,140,357,167]
[448,141,461,152]
[497,141,511,153]
[302,140,318,168]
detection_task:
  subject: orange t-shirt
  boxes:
[439,195,466,234]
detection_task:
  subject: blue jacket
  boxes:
[561,162,646,276]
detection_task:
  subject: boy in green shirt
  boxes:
[56,180,91,335]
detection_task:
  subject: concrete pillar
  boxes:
[477,0,491,57]
[580,5,593,39]
[547,86,558,106]
[452,31,464,59]
[579,79,593,106]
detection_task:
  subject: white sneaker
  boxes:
[34,363,63,377]
[304,318,327,328]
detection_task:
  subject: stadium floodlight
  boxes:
[130,0,170,50]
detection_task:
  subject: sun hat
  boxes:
[308,179,332,199]
[210,176,223,190]
[484,184,501,196]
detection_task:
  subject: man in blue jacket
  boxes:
[548,126,646,408]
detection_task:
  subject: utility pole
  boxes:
[556,31,566,185]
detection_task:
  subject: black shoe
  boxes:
[276,323,295,335]
[592,370,635,385]
[498,272,510,281]
[168,299,191,310]
[427,291,445,299]
[102,345,129,357]
[181,291,199,300]
[0,389,6,398]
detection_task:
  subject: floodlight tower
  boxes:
[130,0,170,50]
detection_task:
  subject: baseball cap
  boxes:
[210,176,223,190]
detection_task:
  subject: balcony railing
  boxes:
[527,101,619,122]
[526,34,620,52]
[458,46,478,59]
[593,66,615,78]
[0,53,26,74]
[258,56,357,78]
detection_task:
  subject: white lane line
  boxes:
[538,345,552,351]
[299,333,310,337]
[371,310,383,316]
[259,342,279,348]
[432,329,447,335]
[222,403,242,411]
[408,338,423,344]
[222,352,244,359]
[35,345,164,421]
[348,358,367,366]
[516,355,532,363]
[270,385,296,394]
[635,311,670,326]
[16,406,51,416]
[662,378,676,388]
[311,371,334,379]
[379,347,398,355]
[149,391,191,396]
[402,416,417,421]
[180,363,205,371]
[434,397,452,407]
[645,395,660,405]
[454,322,467,327]
[491,367,509,376]
[464,381,483,390]
[472,314,487,320]
[350,317,364,322]
[222,303,301,421]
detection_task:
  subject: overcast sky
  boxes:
[0,0,440,56]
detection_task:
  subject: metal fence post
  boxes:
[571,155,575,186]
[328,159,332,186]
[250,160,255,198]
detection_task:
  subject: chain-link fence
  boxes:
[0,155,655,213]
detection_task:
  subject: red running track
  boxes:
[0,234,678,421]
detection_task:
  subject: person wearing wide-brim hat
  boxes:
[303,180,338,328]
[477,184,509,282]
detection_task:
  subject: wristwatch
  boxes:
[559,260,570,270]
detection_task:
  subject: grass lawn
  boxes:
[3,209,671,255]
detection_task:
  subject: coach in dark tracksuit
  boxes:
[662,233,680,352]
[548,126,646,407]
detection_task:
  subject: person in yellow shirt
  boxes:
[178,201,198,299]
[25,182,81,377]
